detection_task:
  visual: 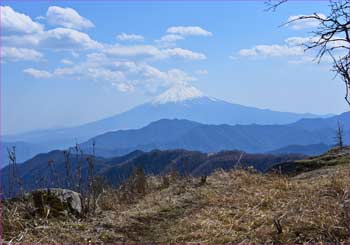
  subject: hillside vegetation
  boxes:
[1,149,304,195]
[269,146,350,175]
[2,148,350,244]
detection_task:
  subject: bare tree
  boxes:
[74,141,83,194]
[335,120,344,149]
[266,0,350,107]
[63,149,72,189]
[86,139,96,213]
[7,146,16,198]
[264,0,288,11]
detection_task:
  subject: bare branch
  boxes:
[269,0,350,107]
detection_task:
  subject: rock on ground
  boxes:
[30,188,83,217]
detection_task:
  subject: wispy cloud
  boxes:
[23,68,52,78]
[4,6,208,94]
[163,48,206,60]
[116,33,144,41]
[167,26,212,36]
[2,28,102,51]
[2,47,43,62]
[46,6,94,30]
[61,59,73,65]
[1,6,43,34]
[286,13,326,30]
[24,51,198,93]
[195,69,208,75]
[104,44,206,60]
[155,34,184,47]
[239,45,304,57]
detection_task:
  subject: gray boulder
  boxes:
[30,188,83,217]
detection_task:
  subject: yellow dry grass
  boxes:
[2,163,350,244]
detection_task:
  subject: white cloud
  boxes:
[285,36,348,50]
[116,33,144,41]
[195,69,208,75]
[42,28,102,50]
[155,34,184,47]
[237,35,344,65]
[1,34,42,47]
[1,6,43,34]
[2,28,101,51]
[9,7,205,93]
[163,48,206,60]
[23,68,52,78]
[104,44,162,58]
[114,62,196,88]
[35,15,46,21]
[46,6,94,30]
[166,69,196,85]
[114,83,135,92]
[287,13,326,30]
[83,67,125,82]
[239,49,258,57]
[158,34,184,43]
[284,36,314,46]
[104,44,206,60]
[239,45,304,57]
[61,59,73,65]
[24,53,127,91]
[167,26,212,36]
[24,53,197,94]
[2,47,43,62]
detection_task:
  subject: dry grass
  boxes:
[2,161,350,244]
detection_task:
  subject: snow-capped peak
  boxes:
[152,84,204,104]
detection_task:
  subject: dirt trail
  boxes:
[84,183,205,243]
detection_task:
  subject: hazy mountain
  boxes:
[268,143,331,156]
[81,112,349,157]
[1,142,52,167]
[3,85,327,163]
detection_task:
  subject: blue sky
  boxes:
[1,1,348,135]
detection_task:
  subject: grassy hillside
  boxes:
[1,149,304,196]
[269,146,350,175]
[2,148,350,244]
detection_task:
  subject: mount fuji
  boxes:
[3,84,327,162]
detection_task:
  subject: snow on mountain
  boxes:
[152,84,204,104]
[4,84,332,163]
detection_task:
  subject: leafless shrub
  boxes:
[117,167,148,204]
[133,167,147,195]
[74,142,83,194]
[169,169,180,183]
[95,187,119,211]
[161,175,170,188]
[335,121,344,149]
[199,175,207,185]
[63,149,72,189]
[6,146,25,199]
[85,140,97,214]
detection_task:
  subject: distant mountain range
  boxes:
[2,85,330,163]
[0,148,305,196]
[79,112,349,157]
[268,143,331,156]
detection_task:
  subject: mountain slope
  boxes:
[3,85,327,162]
[0,148,304,196]
[268,146,350,175]
[81,112,349,157]
[3,149,349,244]
[268,143,331,156]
